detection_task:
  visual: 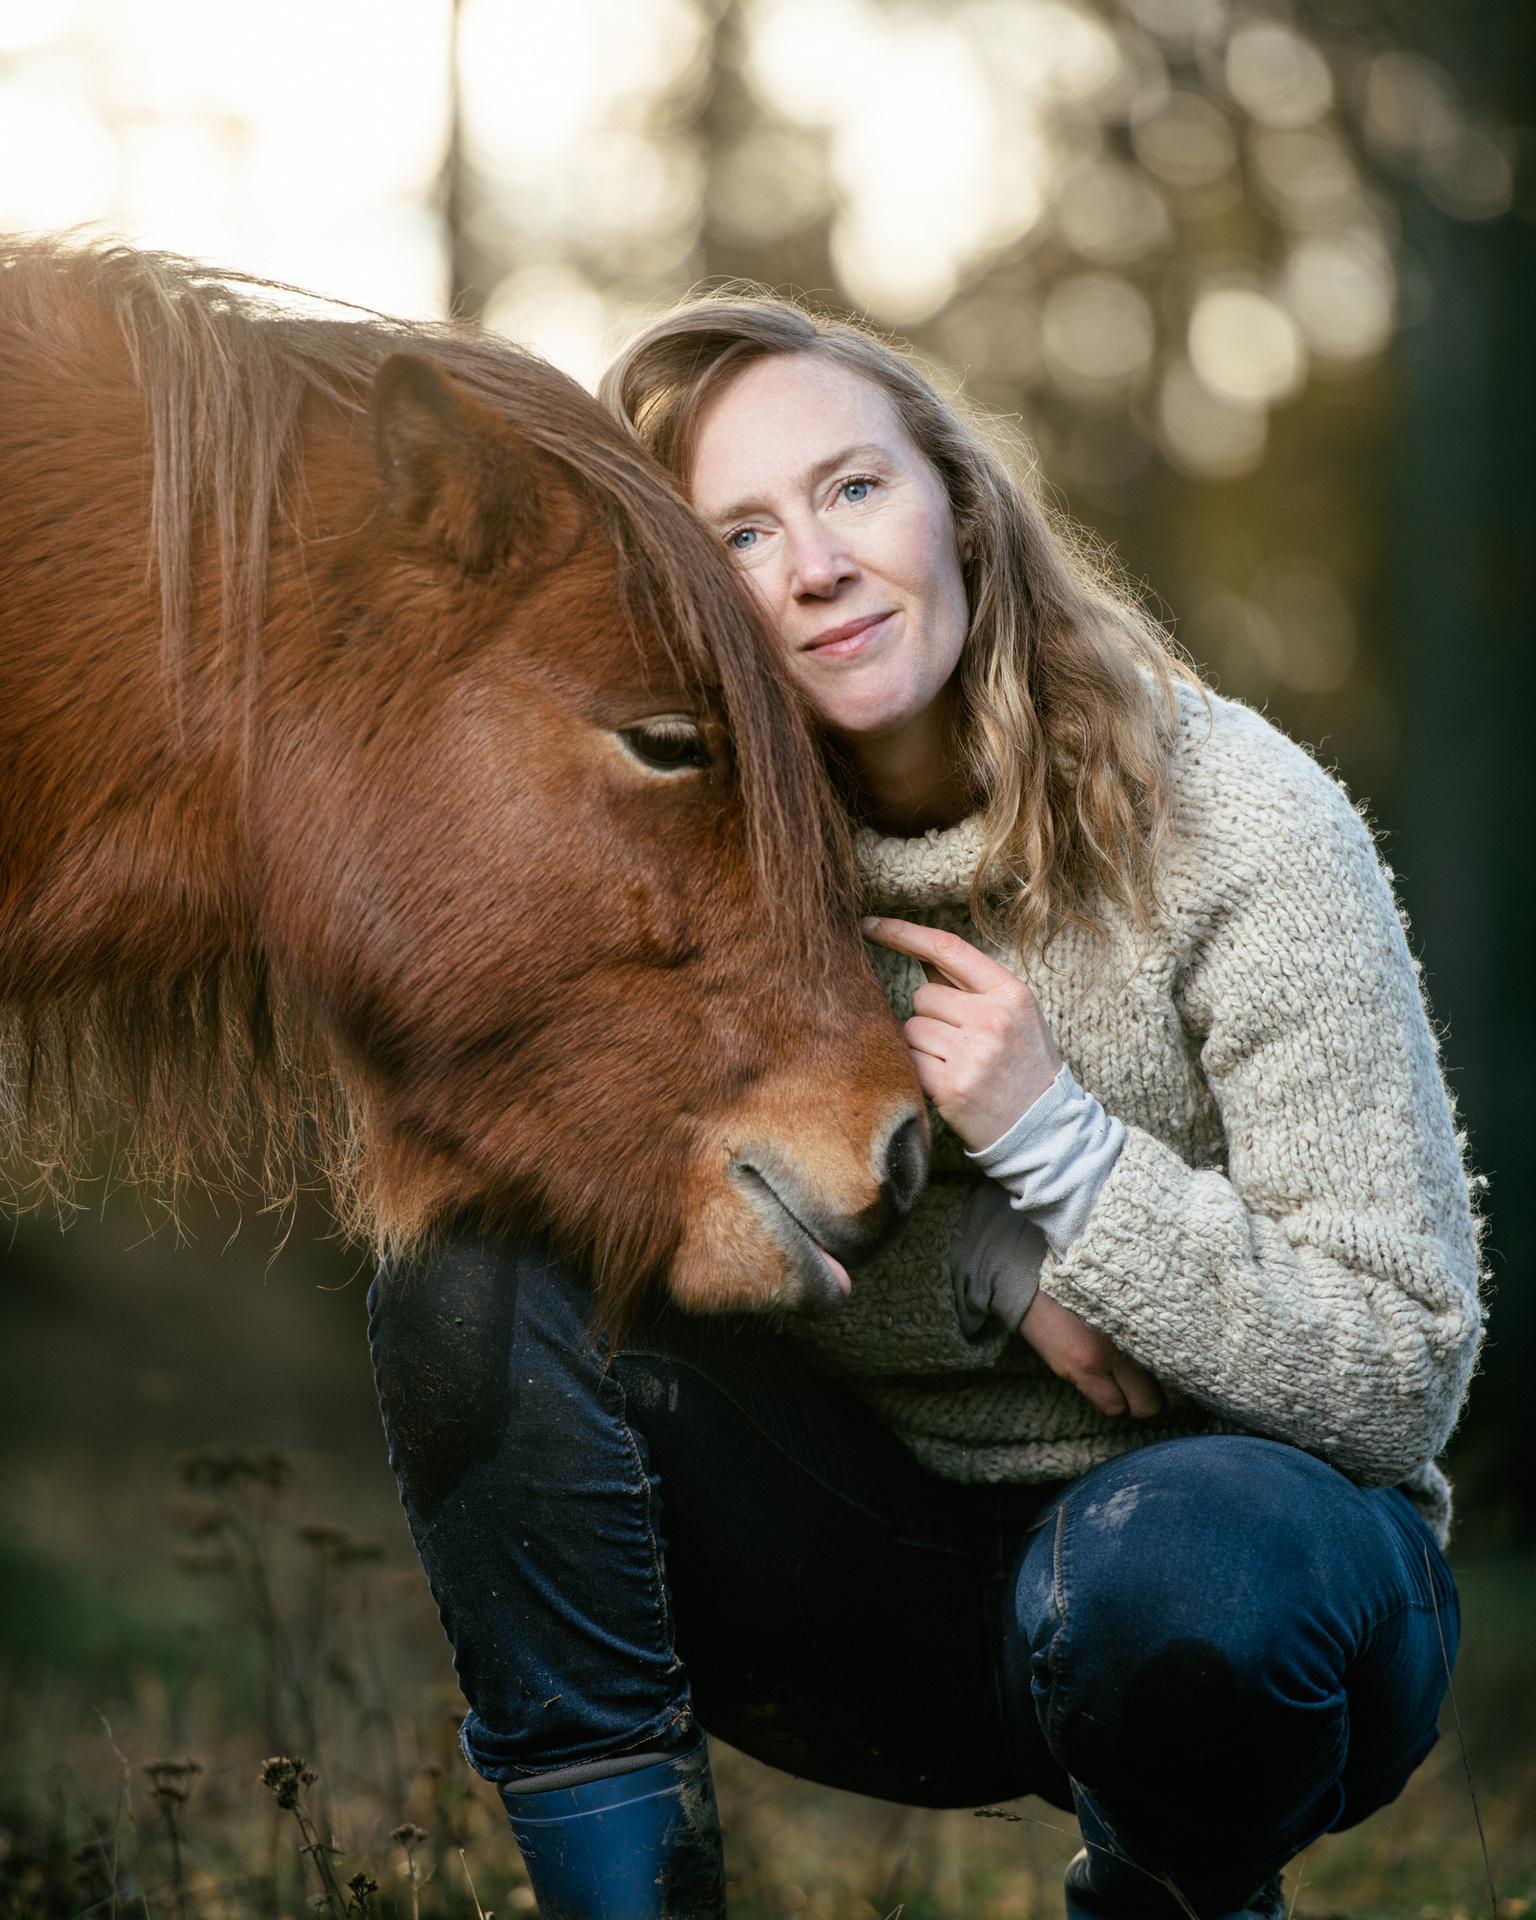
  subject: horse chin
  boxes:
[666,1190,849,1319]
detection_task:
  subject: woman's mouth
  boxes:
[801,611,891,658]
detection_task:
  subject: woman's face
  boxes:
[687,353,970,749]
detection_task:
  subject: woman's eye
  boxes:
[840,476,876,504]
[618,721,712,773]
[726,526,757,552]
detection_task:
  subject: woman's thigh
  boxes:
[618,1310,1067,1808]
[368,1228,1066,1804]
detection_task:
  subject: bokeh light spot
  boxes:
[1056,160,1172,264]
[1420,126,1516,222]
[1041,273,1155,393]
[1281,236,1394,362]
[1188,285,1304,407]
[1224,23,1333,131]
[708,127,830,243]
[1131,90,1237,189]
[1249,127,1362,228]
[1251,558,1357,694]
[1157,359,1267,479]
[746,0,881,128]
[1119,0,1225,53]
[960,0,1123,106]
[1363,51,1462,163]
[483,263,617,389]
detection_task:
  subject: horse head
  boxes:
[0,243,927,1323]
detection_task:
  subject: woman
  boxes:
[367,295,1483,1919]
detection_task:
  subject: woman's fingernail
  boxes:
[860,916,880,934]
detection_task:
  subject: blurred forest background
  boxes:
[1,0,1532,1912]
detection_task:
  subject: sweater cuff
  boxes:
[965,1064,1127,1258]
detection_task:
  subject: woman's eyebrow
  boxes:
[709,442,895,527]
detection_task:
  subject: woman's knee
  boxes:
[368,1230,608,1527]
[368,1233,693,1781]
[1021,1437,1379,1762]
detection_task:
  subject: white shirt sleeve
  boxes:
[949,1066,1127,1334]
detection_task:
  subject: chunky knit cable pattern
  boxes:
[795,687,1484,1547]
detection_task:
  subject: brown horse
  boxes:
[0,237,926,1321]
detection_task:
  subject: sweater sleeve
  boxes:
[1038,716,1485,1487]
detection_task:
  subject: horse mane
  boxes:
[0,236,852,1242]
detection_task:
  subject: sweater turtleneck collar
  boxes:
[854,813,990,914]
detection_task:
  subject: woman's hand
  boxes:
[1018,1291,1175,1419]
[861,916,1063,1151]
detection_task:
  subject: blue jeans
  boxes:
[368,1230,1459,1912]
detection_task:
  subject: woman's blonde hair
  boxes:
[599,289,1200,964]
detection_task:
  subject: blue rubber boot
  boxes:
[1062,1786,1284,1918]
[500,1741,726,1918]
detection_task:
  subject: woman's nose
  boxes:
[786,522,854,598]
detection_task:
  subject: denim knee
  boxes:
[1036,1437,1368,1689]
[1016,1434,1457,1852]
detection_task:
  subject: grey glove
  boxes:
[950,1180,1048,1337]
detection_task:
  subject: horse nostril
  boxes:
[881,1112,928,1215]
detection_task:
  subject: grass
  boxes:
[0,1445,1531,1919]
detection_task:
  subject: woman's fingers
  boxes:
[1113,1358,1167,1420]
[1073,1366,1129,1419]
[869,917,1061,1148]
[862,916,1020,995]
[1019,1292,1170,1421]
[910,979,996,1027]
[902,1015,955,1062]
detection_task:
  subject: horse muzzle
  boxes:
[731,1103,929,1317]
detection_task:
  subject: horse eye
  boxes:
[618,720,712,773]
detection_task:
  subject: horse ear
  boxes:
[372,352,541,574]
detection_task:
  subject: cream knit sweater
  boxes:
[795,686,1484,1547]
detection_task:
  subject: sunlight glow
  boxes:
[0,73,117,230]
[0,0,1431,488]
[0,0,74,52]
[828,23,1020,324]
[2,0,452,313]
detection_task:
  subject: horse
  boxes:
[0,237,927,1323]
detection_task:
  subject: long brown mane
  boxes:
[0,237,854,1247]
